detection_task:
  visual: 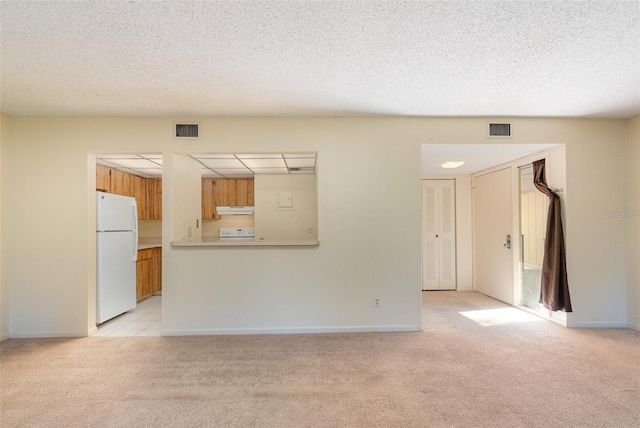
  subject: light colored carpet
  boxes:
[1,291,639,427]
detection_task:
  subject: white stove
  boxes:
[219,227,255,240]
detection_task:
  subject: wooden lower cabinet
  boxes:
[154,247,162,292]
[136,247,162,301]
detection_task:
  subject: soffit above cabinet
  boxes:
[96,153,316,179]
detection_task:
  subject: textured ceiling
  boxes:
[1,1,639,118]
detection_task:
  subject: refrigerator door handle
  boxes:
[132,203,138,262]
[132,230,138,262]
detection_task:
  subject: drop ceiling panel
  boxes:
[193,154,237,159]
[99,152,316,177]
[284,154,316,159]
[97,154,141,159]
[236,154,284,159]
[250,168,289,174]
[201,169,223,178]
[105,159,161,169]
[289,168,314,174]
[213,168,253,176]
[241,158,287,168]
[285,158,315,168]
[135,168,163,177]
[199,158,245,169]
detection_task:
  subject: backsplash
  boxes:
[138,220,162,238]
[139,217,256,238]
[203,216,255,237]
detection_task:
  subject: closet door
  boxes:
[422,180,456,290]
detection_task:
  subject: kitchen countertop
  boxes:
[171,237,319,247]
[138,237,162,250]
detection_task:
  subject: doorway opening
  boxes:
[90,153,163,337]
[421,142,567,325]
[518,164,547,316]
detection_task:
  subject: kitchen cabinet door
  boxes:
[153,247,162,292]
[130,175,148,220]
[96,164,111,192]
[216,179,237,206]
[202,178,216,219]
[110,169,131,197]
[235,179,255,205]
[148,178,162,220]
[136,249,154,301]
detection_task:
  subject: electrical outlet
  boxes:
[373,297,380,308]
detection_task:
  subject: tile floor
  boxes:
[94,295,162,337]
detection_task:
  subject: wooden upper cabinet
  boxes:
[96,164,111,193]
[130,175,148,220]
[96,165,162,220]
[148,178,162,220]
[202,178,254,220]
[235,179,250,206]
[202,178,216,219]
[110,168,131,196]
[217,179,236,206]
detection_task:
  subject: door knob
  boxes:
[503,234,512,249]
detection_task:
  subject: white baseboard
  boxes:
[162,324,423,336]
[10,330,91,339]
[627,321,640,331]
[546,315,568,327]
[566,321,629,328]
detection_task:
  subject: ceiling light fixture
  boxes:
[440,161,464,169]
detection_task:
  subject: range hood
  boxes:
[216,206,255,215]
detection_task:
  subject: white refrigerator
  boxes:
[96,191,138,324]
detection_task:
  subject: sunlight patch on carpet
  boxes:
[459,308,544,326]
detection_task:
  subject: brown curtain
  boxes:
[532,160,572,312]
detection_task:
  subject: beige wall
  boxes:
[0,113,11,340]
[163,119,421,334]
[254,174,317,241]
[2,116,633,337]
[627,116,640,331]
[172,154,202,242]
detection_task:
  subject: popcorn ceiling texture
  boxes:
[1,0,639,118]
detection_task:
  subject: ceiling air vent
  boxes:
[175,123,199,138]
[488,123,511,138]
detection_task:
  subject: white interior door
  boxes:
[422,180,456,290]
[473,168,513,304]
